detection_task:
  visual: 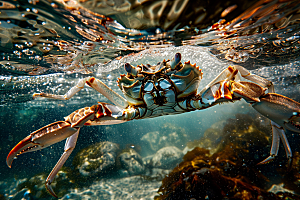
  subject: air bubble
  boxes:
[32,8,38,13]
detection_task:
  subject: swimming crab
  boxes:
[7,53,300,197]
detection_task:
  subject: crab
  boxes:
[7,53,300,197]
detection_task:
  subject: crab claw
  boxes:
[7,135,37,168]
[252,93,300,133]
[7,121,78,168]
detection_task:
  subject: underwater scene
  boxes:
[1,0,300,199]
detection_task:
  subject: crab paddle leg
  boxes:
[33,77,129,109]
[46,129,79,198]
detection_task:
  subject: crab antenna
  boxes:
[170,53,181,69]
[124,63,139,76]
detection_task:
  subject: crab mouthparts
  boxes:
[291,120,300,128]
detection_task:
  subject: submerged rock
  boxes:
[141,122,188,153]
[116,148,145,176]
[11,167,75,199]
[149,146,183,169]
[73,141,119,177]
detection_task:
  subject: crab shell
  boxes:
[117,57,203,106]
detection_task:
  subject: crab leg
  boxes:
[233,65,274,92]
[258,121,293,165]
[258,121,281,164]
[7,102,127,197]
[46,129,79,198]
[196,66,267,106]
[33,77,129,109]
[253,94,299,163]
[278,124,293,164]
[199,65,274,95]
[197,66,300,164]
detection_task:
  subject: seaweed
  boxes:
[155,113,299,199]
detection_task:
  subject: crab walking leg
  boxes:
[195,68,299,165]
[195,72,267,108]
[198,66,297,165]
[199,65,274,95]
[233,66,285,164]
[46,129,79,198]
[258,121,281,164]
[258,121,292,165]
[33,77,129,109]
[253,94,300,163]
[232,66,286,164]
[199,66,239,95]
[233,65,274,92]
[192,77,266,110]
[233,65,278,162]
[7,102,126,167]
[277,125,293,163]
[233,65,280,163]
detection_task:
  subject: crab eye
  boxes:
[159,79,171,89]
[124,63,132,73]
[174,53,181,63]
[170,53,181,69]
[144,81,154,92]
